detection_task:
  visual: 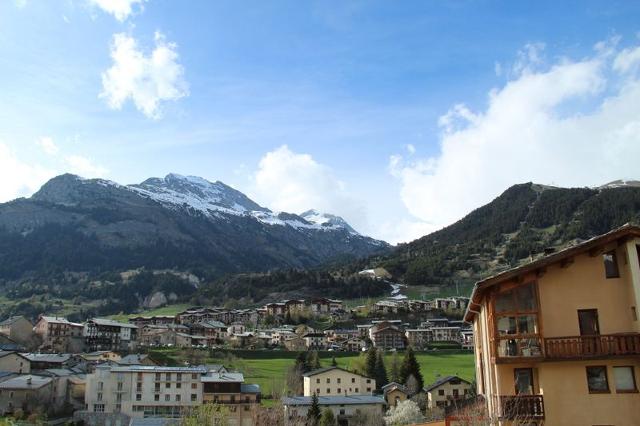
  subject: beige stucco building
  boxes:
[0,316,34,347]
[303,366,375,397]
[282,395,386,426]
[0,351,31,374]
[467,224,640,425]
[424,375,472,412]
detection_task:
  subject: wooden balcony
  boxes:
[497,395,544,420]
[544,333,640,360]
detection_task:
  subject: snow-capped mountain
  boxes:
[0,173,387,281]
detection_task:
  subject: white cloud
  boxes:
[0,143,55,202]
[251,145,365,231]
[100,32,188,119]
[37,136,59,155]
[88,0,145,22]
[390,39,640,234]
[65,155,109,177]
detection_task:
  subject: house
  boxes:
[430,326,462,343]
[22,353,77,371]
[190,321,226,342]
[138,324,186,347]
[0,375,59,416]
[369,322,406,350]
[0,316,33,346]
[423,375,472,412]
[460,330,474,350]
[0,351,31,374]
[128,316,175,328]
[282,395,386,426]
[226,323,246,337]
[342,337,366,352]
[118,354,157,366]
[302,333,328,350]
[284,336,307,352]
[310,298,343,315]
[79,364,260,425]
[382,382,408,408]
[84,318,138,352]
[303,366,375,396]
[373,300,402,314]
[33,316,85,353]
[467,224,640,425]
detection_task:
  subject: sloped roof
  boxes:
[423,375,471,392]
[282,395,385,406]
[0,316,30,327]
[302,366,372,380]
[0,375,52,389]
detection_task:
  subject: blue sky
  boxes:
[2,1,640,243]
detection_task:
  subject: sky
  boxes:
[1,1,640,244]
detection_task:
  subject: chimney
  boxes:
[26,377,32,385]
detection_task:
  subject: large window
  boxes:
[613,366,637,393]
[586,366,609,393]
[494,282,542,358]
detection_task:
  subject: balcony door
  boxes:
[578,309,600,356]
[578,309,600,336]
[514,368,534,395]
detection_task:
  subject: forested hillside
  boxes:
[375,182,640,287]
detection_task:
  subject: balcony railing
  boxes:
[545,333,640,359]
[496,395,544,420]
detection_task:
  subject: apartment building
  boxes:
[405,328,432,349]
[282,395,386,426]
[303,366,375,397]
[467,224,640,425]
[81,364,260,425]
[310,298,343,314]
[33,316,84,353]
[0,375,58,416]
[84,318,138,352]
[370,322,406,350]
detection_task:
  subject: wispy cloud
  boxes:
[37,136,59,155]
[0,143,55,202]
[100,32,188,119]
[389,38,640,233]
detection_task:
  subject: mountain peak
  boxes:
[301,209,358,235]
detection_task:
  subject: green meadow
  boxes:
[147,348,475,401]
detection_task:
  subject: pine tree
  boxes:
[295,351,309,373]
[365,347,377,378]
[307,392,321,426]
[400,347,424,391]
[389,352,401,383]
[319,408,336,426]
[331,356,338,367]
[374,350,388,389]
[307,350,321,371]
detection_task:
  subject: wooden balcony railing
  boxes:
[544,333,640,359]
[496,395,544,420]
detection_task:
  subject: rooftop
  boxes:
[38,316,83,327]
[0,375,52,390]
[423,375,471,392]
[89,318,138,328]
[201,372,244,383]
[282,395,385,406]
[22,353,72,363]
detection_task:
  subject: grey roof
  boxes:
[201,372,244,383]
[423,375,471,392]
[201,320,226,328]
[89,318,138,328]
[241,383,261,394]
[106,365,208,373]
[302,366,372,380]
[282,395,386,406]
[22,353,72,363]
[382,382,407,394]
[43,368,75,377]
[129,418,179,426]
[118,354,151,365]
[0,375,52,390]
[0,371,17,381]
[38,316,83,327]
[0,316,30,326]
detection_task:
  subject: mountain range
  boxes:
[0,173,387,281]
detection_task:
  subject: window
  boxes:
[337,388,341,393]
[97,393,103,401]
[166,382,171,388]
[117,382,123,391]
[366,387,371,392]
[192,374,197,379]
[155,373,161,381]
[494,282,542,358]
[351,378,355,383]
[613,367,637,392]
[337,378,341,384]
[327,378,330,383]
[94,404,105,412]
[177,373,182,381]
[176,394,181,402]
[355,388,358,393]
[191,394,197,402]
[98,382,104,390]
[176,382,181,389]
[316,378,320,384]
[136,394,141,401]
[191,383,197,389]
[165,394,170,401]
[327,388,331,394]
[586,366,609,393]
[166,373,171,381]
[453,389,459,397]
[603,250,620,278]
[438,389,445,396]
[366,379,371,384]
[154,394,160,401]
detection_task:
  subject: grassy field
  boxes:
[147,348,474,400]
[108,303,192,322]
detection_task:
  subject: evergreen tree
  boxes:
[331,356,338,367]
[295,352,309,373]
[319,408,336,426]
[374,350,388,389]
[307,350,321,371]
[399,347,424,390]
[307,392,321,426]
[365,347,377,378]
[389,352,401,383]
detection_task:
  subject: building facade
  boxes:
[467,225,640,425]
[282,395,385,426]
[303,366,375,397]
[33,316,84,353]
